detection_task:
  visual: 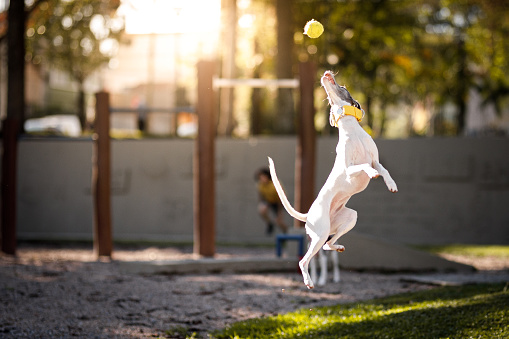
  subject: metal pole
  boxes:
[93,91,113,258]
[194,60,216,257]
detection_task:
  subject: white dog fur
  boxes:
[268,70,397,289]
[310,249,340,286]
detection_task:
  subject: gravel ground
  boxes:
[1,243,507,338]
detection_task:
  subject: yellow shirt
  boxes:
[257,181,280,204]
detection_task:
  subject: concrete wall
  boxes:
[14,137,509,245]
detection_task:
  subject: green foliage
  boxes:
[26,0,124,83]
[25,0,124,129]
[291,0,509,136]
[164,325,198,339]
[418,244,509,258]
[294,0,430,134]
[212,283,509,338]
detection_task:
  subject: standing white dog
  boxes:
[268,70,398,289]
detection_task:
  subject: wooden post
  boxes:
[1,118,19,255]
[295,61,316,227]
[92,91,113,258]
[194,60,217,257]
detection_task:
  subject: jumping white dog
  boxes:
[268,70,398,289]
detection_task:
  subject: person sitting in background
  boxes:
[255,167,288,235]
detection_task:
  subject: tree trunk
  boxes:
[218,0,237,136]
[6,2,25,127]
[251,65,262,135]
[379,106,387,137]
[275,0,295,134]
[365,95,373,131]
[77,81,86,132]
[2,0,26,255]
[455,33,467,135]
[251,39,262,135]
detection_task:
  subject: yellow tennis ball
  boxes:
[304,19,324,39]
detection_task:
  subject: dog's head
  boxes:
[321,71,363,126]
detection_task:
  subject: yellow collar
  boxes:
[343,106,364,122]
[330,105,364,127]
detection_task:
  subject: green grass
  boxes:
[416,244,509,258]
[211,283,509,339]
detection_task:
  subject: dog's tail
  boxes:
[268,157,307,222]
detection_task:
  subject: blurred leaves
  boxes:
[290,0,509,136]
[24,0,124,129]
[16,0,509,136]
[26,0,124,84]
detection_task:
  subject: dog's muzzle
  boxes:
[329,105,365,127]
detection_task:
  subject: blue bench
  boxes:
[275,234,305,258]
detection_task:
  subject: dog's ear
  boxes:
[346,90,361,110]
[339,85,362,110]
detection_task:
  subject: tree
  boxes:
[235,0,277,136]
[293,0,422,136]
[218,0,237,136]
[0,0,123,254]
[292,0,509,136]
[1,0,26,255]
[275,0,295,134]
[26,0,124,130]
[459,1,509,130]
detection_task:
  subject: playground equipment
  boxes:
[192,60,317,257]
[90,60,317,258]
[93,91,113,257]
[1,60,317,258]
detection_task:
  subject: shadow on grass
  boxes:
[217,316,299,338]
[213,283,509,339]
[310,293,508,338]
[377,282,506,304]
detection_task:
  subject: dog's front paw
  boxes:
[336,245,345,252]
[323,244,345,252]
[365,167,380,179]
[386,180,398,193]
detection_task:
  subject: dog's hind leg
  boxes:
[299,229,328,289]
[317,251,328,286]
[331,250,340,282]
[323,207,357,252]
[310,249,318,283]
[310,250,327,286]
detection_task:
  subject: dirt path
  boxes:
[0,243,506,338]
